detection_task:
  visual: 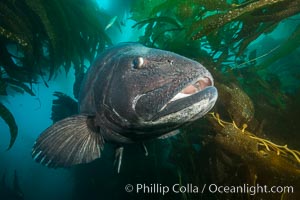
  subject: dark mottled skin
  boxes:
[79,43,217,142]
[32,43,217,168]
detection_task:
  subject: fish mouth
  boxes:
[169,76,213,103]
[151,75,217,121]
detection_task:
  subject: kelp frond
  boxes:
[0,0,111,149]
[132,16,182,29]
[0,26,28,47]
[210,112,300,164]
[257,24,300,70]
[131,0,300,113]
[0,103,18,150]
[190,0,290,40]
[4,78,35,96]
[0,0,111,82]
[131,0,300,67]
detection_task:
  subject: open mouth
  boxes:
[152,75,217,122]
[169,77,213,102]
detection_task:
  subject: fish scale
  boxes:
[32,43,218,171]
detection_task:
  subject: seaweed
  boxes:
[131,0,300,124]
[0,102,18,150]
[132,0,300,67]
[0,0,111,149]
[130,1,300,199]
[257,24,300,70]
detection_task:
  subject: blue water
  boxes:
[0,68,75,200]
[0,1,138,200]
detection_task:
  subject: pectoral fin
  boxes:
[32,115,104,168]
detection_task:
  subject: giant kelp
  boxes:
[166,86,300,199]
[131,0,300,142]
[131,0,300,68]
[169,90,300,199]
[130,1,300,199]
[0,0,111,149]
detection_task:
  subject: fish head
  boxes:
[105,43,218,133]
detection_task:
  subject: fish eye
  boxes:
[132,57,144,69]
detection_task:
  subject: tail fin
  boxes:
[51,92,78,123]
[32,115,104,168]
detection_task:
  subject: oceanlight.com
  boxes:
[124,183,294,196]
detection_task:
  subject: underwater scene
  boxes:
[0,0,300,199]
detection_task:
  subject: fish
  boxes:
[104,16,118,31]
[32,43,218,169]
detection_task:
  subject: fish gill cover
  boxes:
[0,0,300,200]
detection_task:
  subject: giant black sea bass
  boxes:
[32,43,218,170]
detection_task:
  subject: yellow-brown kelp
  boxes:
[215,83,255,126]
[130,1,300,199]
[201,81,300,199]
[207,112,300,200]
[210,112,300,173]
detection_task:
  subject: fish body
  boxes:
[32,43,218,168]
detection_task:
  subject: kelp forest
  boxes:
[0,0,111,149]
[1,0,300,200]
[129,0,300,199]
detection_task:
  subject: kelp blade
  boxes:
[0,102,18,150]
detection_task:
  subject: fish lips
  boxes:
[151,86,218,121]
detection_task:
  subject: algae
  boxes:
[131,1,300,199]
[0,0,111,149]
